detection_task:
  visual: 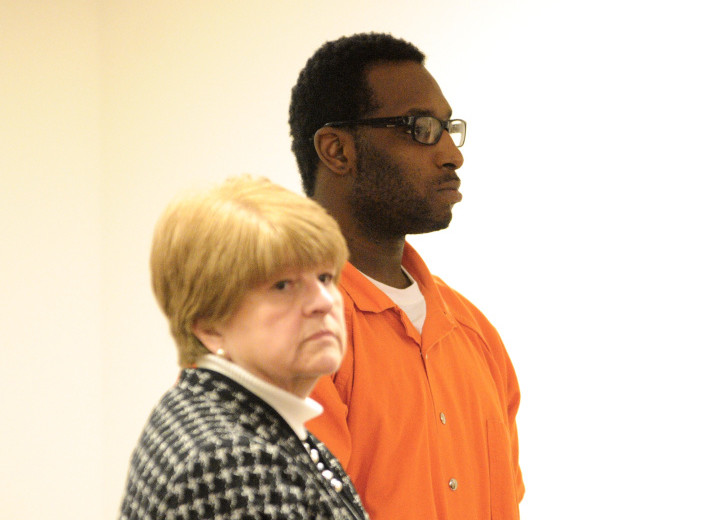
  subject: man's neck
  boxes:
[346,233,411,289]
[312,177,410,288]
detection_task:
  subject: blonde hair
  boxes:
[150,175,349,366]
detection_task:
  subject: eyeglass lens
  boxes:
[414,117,465,147]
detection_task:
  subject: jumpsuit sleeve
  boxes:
[306,294,357,472]
[307,287,356,469]
[505,347,525,502]
[306,374,352,468]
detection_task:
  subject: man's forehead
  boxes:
[365,61,452,118]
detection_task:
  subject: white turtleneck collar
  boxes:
[196,354,323,440]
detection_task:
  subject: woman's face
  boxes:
[198,264,346,398]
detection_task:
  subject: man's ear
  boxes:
[313,127,355,175]
[191,319,223,354]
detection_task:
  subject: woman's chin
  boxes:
[309,351,344,378]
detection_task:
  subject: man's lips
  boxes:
[438,180,461,191]
[437,178,462,202]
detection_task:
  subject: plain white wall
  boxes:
[1,1,103,518]
[2,1,713,519]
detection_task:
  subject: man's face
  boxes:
[349,61,465,238]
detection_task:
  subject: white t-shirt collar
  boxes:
[361,267,427,333]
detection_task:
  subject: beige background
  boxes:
[2,1,713,518]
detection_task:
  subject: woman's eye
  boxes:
[318,273,335,284]
[273,280,291,290]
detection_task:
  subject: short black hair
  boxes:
[289,32,425,196]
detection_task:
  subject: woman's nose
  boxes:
[304,280,336,315]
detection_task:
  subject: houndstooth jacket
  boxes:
[119,368,368,520]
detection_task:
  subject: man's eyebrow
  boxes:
[405,108,454,119]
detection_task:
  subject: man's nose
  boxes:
[437,131,464,170]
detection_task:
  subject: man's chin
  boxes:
[409,214,453,235]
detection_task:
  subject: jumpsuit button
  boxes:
[449,478,458,491]
[440,412,447,424]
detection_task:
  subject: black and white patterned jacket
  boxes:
[119,368,368,520]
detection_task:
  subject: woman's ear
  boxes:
[313,127,355,175]
[191,319,223,354]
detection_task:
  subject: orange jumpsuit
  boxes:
[307,243,524,520]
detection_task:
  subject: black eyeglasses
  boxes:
[321,115,467,147]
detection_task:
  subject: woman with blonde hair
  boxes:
[119,175,367,520]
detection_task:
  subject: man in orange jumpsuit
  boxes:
[289,32,524,520]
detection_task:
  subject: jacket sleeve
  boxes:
[160,446,318,519]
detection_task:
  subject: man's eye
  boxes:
[414,125,430,139]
